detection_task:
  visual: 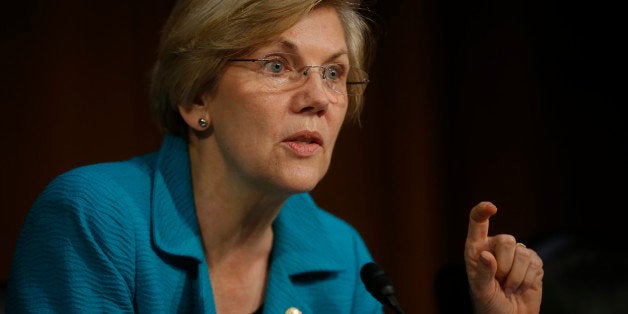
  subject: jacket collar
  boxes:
[150,134,205,261]
[264,193,348,313]
[150,135,348,307]
[271,193,347,274]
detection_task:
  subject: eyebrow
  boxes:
[270,39,349,64]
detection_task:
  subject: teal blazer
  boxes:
[7,135,382,313]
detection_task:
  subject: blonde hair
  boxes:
[150,0,375,137]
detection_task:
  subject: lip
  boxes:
[281,130,323,157]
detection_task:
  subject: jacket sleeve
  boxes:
[6,168,136,313]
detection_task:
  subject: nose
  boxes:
[292,67,335,116]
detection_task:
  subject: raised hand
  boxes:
[464,202,544,314]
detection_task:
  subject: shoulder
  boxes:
[25,152,159,242]
[7,154,160,311]
[38,153,157,211]
[48,153,157,194]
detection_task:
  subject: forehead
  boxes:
[258,6,348,59]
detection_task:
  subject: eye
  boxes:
[261,56,292,75]
[325,64,346,81]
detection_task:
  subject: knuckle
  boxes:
[494,234,517,247]
[515,246,531,259]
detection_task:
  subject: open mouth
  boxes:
[283,131,323,146]
[282,131,323,156]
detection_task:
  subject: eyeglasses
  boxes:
[227,52,369,96]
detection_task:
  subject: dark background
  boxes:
[2,0,625,313]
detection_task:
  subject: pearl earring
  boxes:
[198,118,208,128]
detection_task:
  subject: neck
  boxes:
[187,133,286,265]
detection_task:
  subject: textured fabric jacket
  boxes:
[7,134,382,313]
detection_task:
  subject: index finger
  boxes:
[466,201,498,243]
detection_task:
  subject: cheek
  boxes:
[327,102,349,146]
[214,95,284,160]
[212,81,280,134]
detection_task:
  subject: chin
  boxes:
[276,166,327,194]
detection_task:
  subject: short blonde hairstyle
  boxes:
[150,0,376,137]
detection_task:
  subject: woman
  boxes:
[7,0,543,313]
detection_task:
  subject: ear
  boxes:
[178,93,211,132]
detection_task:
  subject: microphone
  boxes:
[360,262,405,314]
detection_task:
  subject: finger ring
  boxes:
[517,242,526,248]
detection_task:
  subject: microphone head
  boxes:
[360,262,397,308]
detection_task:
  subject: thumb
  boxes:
[474,250,497,290]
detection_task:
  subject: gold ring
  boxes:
[517,242,526,248]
